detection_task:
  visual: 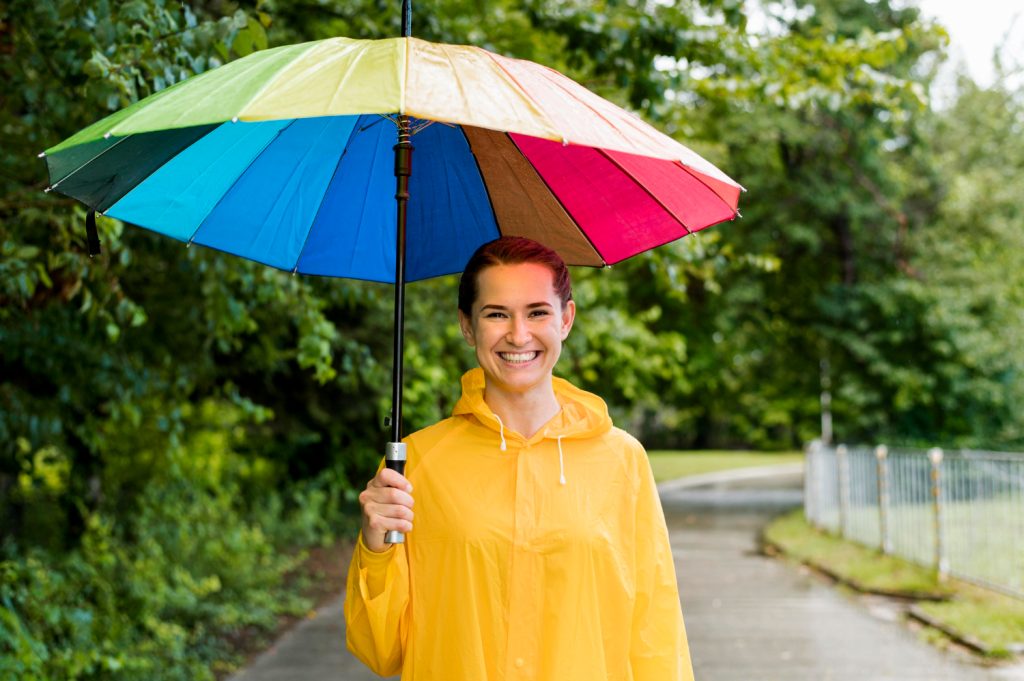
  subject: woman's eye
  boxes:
[530,310,550,317]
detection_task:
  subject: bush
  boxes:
[0,458,357,680]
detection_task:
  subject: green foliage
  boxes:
[0,397,356,680]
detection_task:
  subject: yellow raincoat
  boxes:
[344,369,693,680]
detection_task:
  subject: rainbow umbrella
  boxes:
[42,3,742,541]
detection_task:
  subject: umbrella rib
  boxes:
[185,119,300,246]
[345,119,390,277]
[671,159,743,215]
[291,117,363,274]
[596,149,694,236]
[48,136,130,194]
[478,50,567,144]
[99,125,221,213]
[531,65,625,143]
[530,66,692,163]
[525,62,695,168]
[505,133,608,267]
[456,125,501,239]
[233,42,323,121]
[485,49,649,155]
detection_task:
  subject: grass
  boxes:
[646,449,803,483]
[765,508,1024,657]
[824,500,1024,590]
[764,509,955,596]
[916,595,1024,656]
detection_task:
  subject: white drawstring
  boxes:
[557,435,566,485]
[494,413,507,451]
[495,419,564,484]
[543,429,568,485]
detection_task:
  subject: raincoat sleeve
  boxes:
[630,444,695,681]
[343,471,413,676]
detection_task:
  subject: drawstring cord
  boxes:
[494,413,507,451]
[557,435,566,485]
[497,419,564,485]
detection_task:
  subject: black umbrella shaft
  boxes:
[390,115,413,443]
[402,0,412,38]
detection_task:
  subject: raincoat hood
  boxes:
[452,368,612,445]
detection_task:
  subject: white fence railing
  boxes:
[804,442,1024,599]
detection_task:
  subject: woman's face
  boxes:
[458,263,575,399]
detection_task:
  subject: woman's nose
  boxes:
[507,317,531,345]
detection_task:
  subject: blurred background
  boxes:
[1,1,1021,678]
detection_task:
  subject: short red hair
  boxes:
[458,237,572,316]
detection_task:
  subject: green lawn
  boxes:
[765,509,1024,656]
[820,499,1024,593]
[647,449,803,483]
[765,508,955,596]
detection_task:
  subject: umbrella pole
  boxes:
[384,0,414,545]
[384,84,414,544]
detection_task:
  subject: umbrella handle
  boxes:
[384,441,407,545]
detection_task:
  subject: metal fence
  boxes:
[804,441,1024,599]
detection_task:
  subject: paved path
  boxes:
[229,464,1024,680]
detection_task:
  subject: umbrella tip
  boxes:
[103,132,112,139]
[232,116,239,123]
[38,151,46,158]
[44,186,53,193]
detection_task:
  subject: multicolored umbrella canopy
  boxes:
[43,36,742,283]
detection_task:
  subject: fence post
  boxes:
[875,444,891,554]
[805,440,818,526]
[837,444,850,538]
[928,447,949,581]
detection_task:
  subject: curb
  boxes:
[907,605,1024,657]
[761,538,952,602]
[760,523,1024,661]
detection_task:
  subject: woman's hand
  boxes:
[359,467,414,553]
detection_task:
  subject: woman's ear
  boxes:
[560,300,576,340]
[458,310,476,347]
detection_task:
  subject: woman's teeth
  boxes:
[499,351,538,363]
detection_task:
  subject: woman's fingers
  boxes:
[372,466,413,493]
[359,486,415,515]
[359,468,415,551]
[363,503,415,533]
[360,483,414,509]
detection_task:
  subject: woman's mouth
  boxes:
[498,351,539,364]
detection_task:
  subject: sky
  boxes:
[914,0,1024,86]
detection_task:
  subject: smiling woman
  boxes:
[457,260,576,439]
[343,236,694,681]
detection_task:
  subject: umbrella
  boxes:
[41,1,742,543]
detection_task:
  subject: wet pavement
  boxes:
[229,465,1024,680]
[662,469,1022,681]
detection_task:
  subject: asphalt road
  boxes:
[229,464,1024,680]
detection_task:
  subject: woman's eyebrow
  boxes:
[480,302,553,312]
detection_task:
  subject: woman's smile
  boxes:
[498,350,540,364]
[459,262,575,402]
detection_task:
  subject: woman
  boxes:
[345,237,693,681]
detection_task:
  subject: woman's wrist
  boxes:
[360,527,390,554]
